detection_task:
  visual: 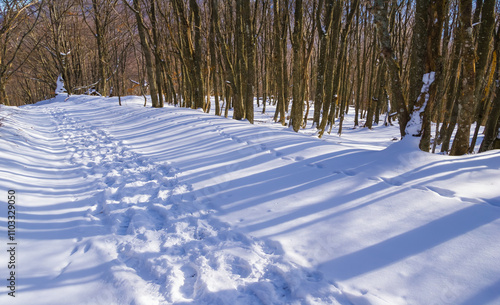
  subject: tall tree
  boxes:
[406,0,446,152]
[127,0,159,107]
[171,0,204,109]
[290,0,304,131]
[209,0,220,116]
[479,26,500,152]
[242,0,257,124]
[469,0,496,152]
[0,0,44,105]
[272,0,287,126]
[313,0,334,128]
[450,0,475,155]
[316,1,342,137]
[372,0,409,138]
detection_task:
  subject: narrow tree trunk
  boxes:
[407,0,428,111]
[317,2,342,137]
[373,0,409,138]
[290,0,304,132]
[313,0,334,128]
[132,0,159,107]
[209,3,220,116]
[273,0,286,125]
[364,31,378,129]
[243,0,255,124]
[233,1,246,120]
[479,30,500,152]
[441,96,459,153]
[0,79,8,105]
[319,1,359,137]
[191,0,204,109]
[451,0,475,155]
[469,0,496,152]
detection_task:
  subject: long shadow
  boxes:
[21,97,500,304]
[318,204,500,281]
[458,276,500,305]
[20,260,119,293]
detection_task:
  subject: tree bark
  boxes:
[469,0,496,152]
[290,0,304,132]
[450,0,475,155]
[313,0,334,128]
[131,0,159,107]
[209,1,220,116]
[316,1,342,137]
[373,0,409,138]
[190,0,204,109]
[243,0,256,124]
[91,0,111,96]
[272,0,286,126]
[479,29,500,152]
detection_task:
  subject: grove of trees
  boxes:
[1,0,499,155]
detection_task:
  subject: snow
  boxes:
[1,95,500,305]
[55,74,67,95]
[406,72,435,136]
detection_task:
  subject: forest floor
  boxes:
[0,94,499,305]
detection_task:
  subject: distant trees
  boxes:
[83,0,119,97]
[1,0,499,155]
[0,0,44,105]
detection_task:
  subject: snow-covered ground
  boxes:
[0,94,499,305]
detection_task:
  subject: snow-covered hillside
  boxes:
[1,95,499,305]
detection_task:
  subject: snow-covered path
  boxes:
[1,95,500,305]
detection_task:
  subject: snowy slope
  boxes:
[0,95,499,305]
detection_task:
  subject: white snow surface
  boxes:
[1,95,500,305]
[405,72,435,136]
[55,75,67,95]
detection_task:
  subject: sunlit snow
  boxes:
[0,95,499,305]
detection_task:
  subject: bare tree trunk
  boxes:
[272,0,286,125]
[479,28,500,152]
[364,29,378,129]
[407,0,428,111]
[209,2,220,116]
[290,0,304,131]
[190,0,204,109]
[90,0,112,96]
[150,0,164,107]
[313,0,334,128]
[320,0,359,137]
[243,0,256,124]
[234,0,246,120]
[317,1,342,137]
[469,0,496,152]
[0,80,8,105]
[406,0,445,151]
[130,0,159,107]
[373,0,409,138]
[451,0,475,155]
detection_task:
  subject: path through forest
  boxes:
[0,95,499,305]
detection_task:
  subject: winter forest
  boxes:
[1,1,500,305]
[1,0,499,154]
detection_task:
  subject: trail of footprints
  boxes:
[51,107,324,303]
[208,120,498,209]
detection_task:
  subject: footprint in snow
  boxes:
[307,272,324,284]
[180,264,202,299]
[342,169,357,176]
[230,256,252,278]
